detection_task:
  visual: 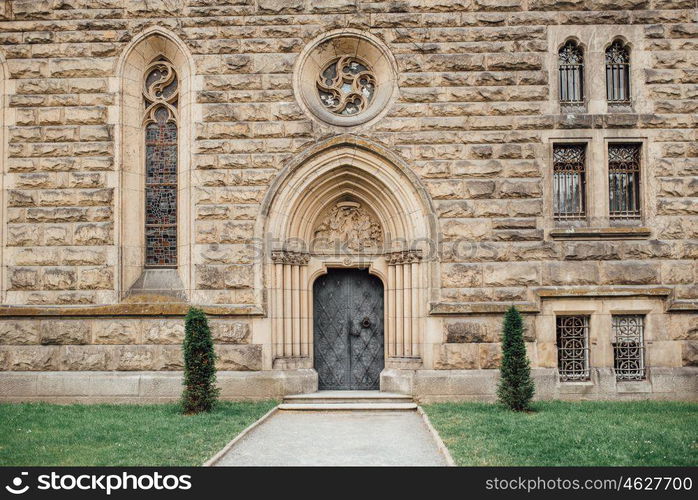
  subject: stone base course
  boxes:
[381,367,698,403]
[0,369,318,403]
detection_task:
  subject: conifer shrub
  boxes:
[181,307,219,414]
[497,305,535,411]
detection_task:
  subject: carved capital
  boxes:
[386,249,423,265]
[271,250,310,265]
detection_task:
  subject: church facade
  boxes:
[0,0,696,402]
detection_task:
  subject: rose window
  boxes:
[316,56,376,116]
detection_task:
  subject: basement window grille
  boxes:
[612,315,646,381]
[556,315,590,382]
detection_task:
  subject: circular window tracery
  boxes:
[317,56,376,116]
[294,29,398,128]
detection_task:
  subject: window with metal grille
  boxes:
[608,143,641,220]
[612,315,645,381]
[558,40,584,110]
[143,58,178,267]
[556,315,590,381]
[553,144,586,221]
[605,39,630,106]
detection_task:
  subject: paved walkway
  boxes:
[213,410,449,466]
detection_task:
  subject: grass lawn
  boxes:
[0,401,277,466]
[423,400,698,466]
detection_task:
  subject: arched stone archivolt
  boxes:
[260,137,438,370]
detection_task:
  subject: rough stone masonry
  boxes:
[0,0,695,402]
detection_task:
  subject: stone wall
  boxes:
[0,0,696,400]
[0,317,261,371]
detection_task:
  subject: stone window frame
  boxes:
[537,298,667,390]
[546,26,649,116]
[544,132,650,239]
[113,27,197,300]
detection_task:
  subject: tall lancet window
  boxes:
[605,39,631,107]
[558,40,584,111]
[143,58,178,267]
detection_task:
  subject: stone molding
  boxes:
[386,249,423,265]
[270,250,310,265]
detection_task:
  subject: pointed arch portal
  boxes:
[261,138,437,373]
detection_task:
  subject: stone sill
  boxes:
[667,300,698,312]
[430,302,540,315]
[0,303,264,318]
[549,226,651,240]
[536,286,672,298]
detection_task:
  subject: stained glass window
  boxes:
[143,59,178,267]
[606,39,631,106]
[558,40,584,111]
[553,144,586,221]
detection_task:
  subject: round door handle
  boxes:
[361,317,371,328]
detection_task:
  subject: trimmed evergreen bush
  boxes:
[497,305,535,411]
[181,307,219,414]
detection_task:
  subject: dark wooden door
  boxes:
[313,268,384,390]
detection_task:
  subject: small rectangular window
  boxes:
[608,143,641,220]
[553,144,586,221]
[612,315,645,381]
[556,315,590,381]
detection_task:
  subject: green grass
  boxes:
[0,401,277,466]
[423,400,698,466]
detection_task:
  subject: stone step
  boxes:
[279,402,418,411]
[282,390,413,405]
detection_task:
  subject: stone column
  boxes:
[386,250,423,366]
[271,250,311,368]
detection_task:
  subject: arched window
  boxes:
[605,39,630,106]
[558,40,584,110]
[143,58,178,267]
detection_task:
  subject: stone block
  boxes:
[682,341,698,367]
[0,320,40,344]
[216,345,263,371]
[8,346,60,370]
[143,320,185,344]
[434,343,479,370]
[40,320,90,345]
[61,345,108,370]
[441,263,482,288]
[669,314,698,340]
[479,343,501,369]
[600,262,660,285]
[483,262,540,286]
[444,320,491,343]
[92,320,141,344]
[543,262,600,286]
[109,346,159,371]
[211,321,251,344]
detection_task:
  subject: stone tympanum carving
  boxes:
[312,201,383,251]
